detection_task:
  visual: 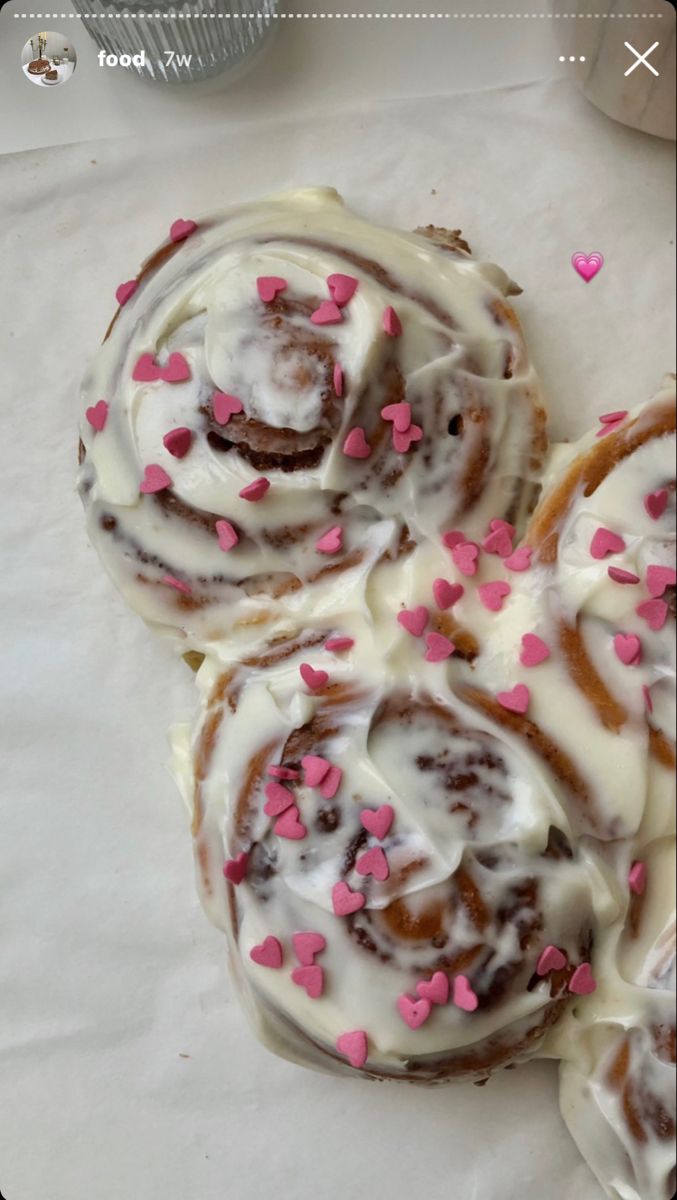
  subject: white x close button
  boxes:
[624,41,660,77]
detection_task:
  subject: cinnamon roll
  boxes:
[78,188,545,652]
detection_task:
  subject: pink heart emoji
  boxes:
[140,464,172,494]
[333,363,344,397]
[613,633,642,666]
[536,945,567,976]
[239,477,270,502]
[360,805,394,841]
[132,353,162,383]
[327,273,358,306]
[628,861,647,896]
[571,251,604,283]
[222,852,248,885]
[644,489,668,521]
[590,527,626,560]
[162,427,193,459]
[520,633,551,668]
[302,756,331,787]
[381,402,412,432]
[170,218,198,243]
[311,300,343,326]
[320,765,343,800]
[452,975,479,1012]
[268,765,300,781]
[646,565,676,597]
[292,932,327,965]
[332,881,366,916]
[212,391,244,424]
[451,541,480,577]
[273,805,307,841]
[383,305,402,337]
[636,598,669,631]
[291,964,324,999]
[478,581,511,613]
[397,606,429,638]
[336,1030,368,1069]
[342,426,372,459]
[161,353,191,383]
[416,971,449,1006]
[432,578,464,610]
[392,424,423,454]
[315,525,343,554]
[263,782,295,817]
[256,275,287,303]
[482,528,513,557]
[325,636,355,653]
[250,936,283,969]
[504,546,533,572]
[299,663,329,691]
[608,567,640,585]
[215,519,239,552]
[497,684,530,715]
[568,962,597,996]
[424,632,456,663]
[115,279,138,307]
[397,994,431,1029]
[442,530,466,550]
[86,400,109,433]
[355,846,389,882]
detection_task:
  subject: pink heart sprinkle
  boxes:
[333,363,344,397]
[451,541,480,577]
[442,530,466,551]
[140,464,172,494]
[643,684,654,713]
[311,300,343,326]
[424,632,456,663]
[336,1030,368,1069]
[239,477,270,502]
[212,391,244,425]
[504,546,533,572]
[85,400,109,433]
[392,423,423,454]
[381,402,412,433]
[590,527,626,560]
[397,606,429,638]
[355,846,389,882]
[161,353,191,384]
[250,936,283,969]
[432,578,464,610]
[599,410,629,425]
[644,489,668,521]
[608,566,640,585]
[342,426,372,459]
[646,565,677,597]
[263,781,295,817]
[568,962,597,996]
[223,852,248,885]
[268,765,300,781]
[360,805,394,841]
[383,305,402,337]
[162,574,191,595]
[613,633,642,666]
[170,218,198,243]
[397,994,431,1029]
[497,684,530,715]
[293,932,327,965]
[327,273,358,306]
[332,881,366,916]
[536,945,567,976]
[320,766,343,800]
[595,418,626,439]
[520,633,551,668]
[115,279,138,307]
[325,636,355,653]
[482,527,514,557]
[300,663,329,692]
[215,520,239,552]
[256,275,287,303]
[273,805,307,841]
[291,964,324,999]
[478,581,511,613]
[315,525,343,555]
[453,975,479,1012]
[636,598,669,631]
[490,518,516,537]
[162,427,193,459]
[416,971,449,1006]
[628,861,647,896]
[302,755,331,787]
[132,354,162,383]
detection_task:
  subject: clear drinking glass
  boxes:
[71,1,278,84]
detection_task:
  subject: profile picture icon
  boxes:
[22,32,77,88]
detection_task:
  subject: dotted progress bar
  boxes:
[10,11,667,19]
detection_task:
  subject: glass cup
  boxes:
[71,0,278,84]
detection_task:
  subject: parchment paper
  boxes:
[0,78,674,1200]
